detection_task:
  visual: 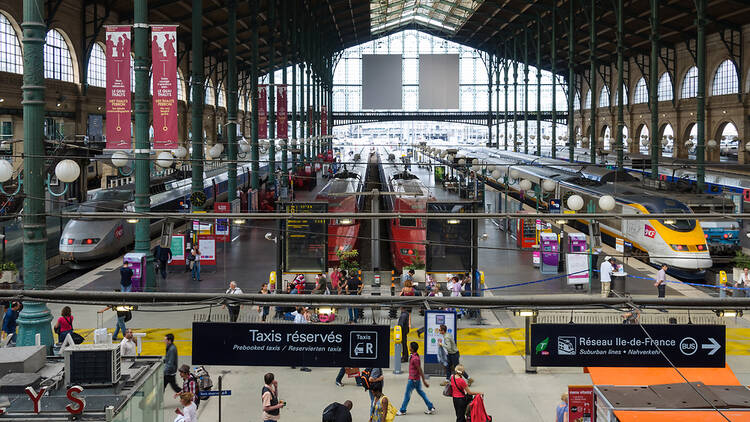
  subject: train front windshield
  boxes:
[644,201,696,232]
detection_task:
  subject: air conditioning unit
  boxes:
[63,343,121,387]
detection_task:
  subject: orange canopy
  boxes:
[585,365,741,386]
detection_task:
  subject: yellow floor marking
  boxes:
[72,327,750,357]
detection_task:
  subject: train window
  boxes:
[661,208,696,232]
[400,218,417,227]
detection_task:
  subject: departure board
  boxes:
[426,202,478,272]
[284,202,328,272]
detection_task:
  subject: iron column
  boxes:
[504,42,509,150]
[568,0,575,162]
[616,0,625,170]
[536,17,542,156]
[134,0,154,290]
[280,0,288,175]
[250,4,259,190]
[523,28,529,155]
[268,0,276,178]
[649,0,659,179]
[191,0,204,204]
[696,0,706,191]
[227,0,238,201]
[513,38,518,152]
[551,5,557,160]
[16,0,53,349]
[589,0,597,164]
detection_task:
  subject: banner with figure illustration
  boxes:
[276,85,287,138]
[105,26,132,149]
[321,105,327,136]
[258,85,268,139]
[151,25,178,150]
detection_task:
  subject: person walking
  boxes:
[449,365,482,422]
[438,324,473,386]
[175,392,198,422]
[224,281,243,322]
[600,256,614,297]
[322,400,353,422]
[655,264,668,298]
[397,308,410,363]
[370,386,390,422]
[555,393,569,422]
[110,305,131,340]
[262,373,285,422]
[53,306,74,344]
[365,367,384,413]
[176,364,201,408]
[120,262,133,292]
[259,282,270,322]
[154,244,172,280]
[346,271,362,323]
[163,333,181,393]
[189,247,201,281]
[397,342,436,416]
[119,329,137,357]
[2,301,20,344]
[292,307,312,372]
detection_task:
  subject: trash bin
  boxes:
[610,271,627,296]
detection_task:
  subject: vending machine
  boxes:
[123,252,147,292]
[539,232,560,274]
[566,233,589,286]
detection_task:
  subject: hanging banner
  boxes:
[213,202,230,242]
[276,85,288,138]
[151,25,178,150]
[308,106,313,136]
[258,85,268,139]
[105,26,132,150]
[321,105,327,136]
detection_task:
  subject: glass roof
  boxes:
[370,0,483,35]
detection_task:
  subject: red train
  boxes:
[380,153,432,271]
[316,159,366,265]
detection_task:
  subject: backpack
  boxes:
[381,397,397,422]
[188,374,201,404]
[359,368,372,390]
[194,366,212,399]
[322,402,339,422]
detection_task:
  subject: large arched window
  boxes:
[217,82,226,108]
[598,85,610,108]
[711,60,739,96]
[86,43,106,87]
[633,78,648,104]
[0,12,22,74]
[44,29,74,82]
[573,91,581,110]
[204,80,214,105]
[614,84,628,105]
[657,73,673,101]
[583,90,591,109]
[680,66,698,99]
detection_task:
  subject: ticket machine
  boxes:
[123,252,147,292]
[539,232,560,274]
[566,233,589,286]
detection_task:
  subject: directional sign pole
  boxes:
[218,375,222,422]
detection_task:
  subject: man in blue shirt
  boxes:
[2,301,21,344]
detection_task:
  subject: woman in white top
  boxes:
[738,267,750,298]
[175,392,198,422]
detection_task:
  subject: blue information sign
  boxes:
[198,390,232,397]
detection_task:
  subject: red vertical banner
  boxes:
[276,85,288,138]
[568,385,595,422]
[308,106,313,136]
[151,25,178,150]
[105,26,132,149]
[321,105,327,136]
[258,85,268,139]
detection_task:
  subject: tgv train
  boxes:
[432,147,712,277]
[380,149,432,271]
[59,161,259,269]
[316,149,366,264]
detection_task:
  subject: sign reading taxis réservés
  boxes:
[530,324,725,368]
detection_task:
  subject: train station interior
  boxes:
[1,0,750,421]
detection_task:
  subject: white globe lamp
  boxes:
[491,170,501,179]
[111,151,130,168]
[55,159,81,183]
[0,160,13,183]
[458,158,466,166]
[519,179,532,191]
[541,179,556,192]
[156,151,174,168]
[173,146,188,158]
[599,195,616,211]
[509,169,520,179]
[567,194,584,211]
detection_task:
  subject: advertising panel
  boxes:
[277,84,288,138]
[568,385,595,422]
[197,235,216,265]
[105,26,132,149]
[150,25,178,149]
[258,85,268,139]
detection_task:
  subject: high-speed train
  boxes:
[428,147,712,277]
[380,149,433,271]
[316,149,367,264]
[59,160,261,269]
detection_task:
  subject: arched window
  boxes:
[633,78,648,104]
[711,60,738,96]
[657,72,673,101]
[86,43,106,87]
[573,91,581,110]
[681,66,698,99]
[583,90,591,109]
[598,85,610,108]
[217,82,226,108]
[614,84,628,105]
[0,12,22,74]
[204,80,214,105]
[44,29,75,82]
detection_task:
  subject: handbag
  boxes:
[70,331,85,344]
[442,382,453,397]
